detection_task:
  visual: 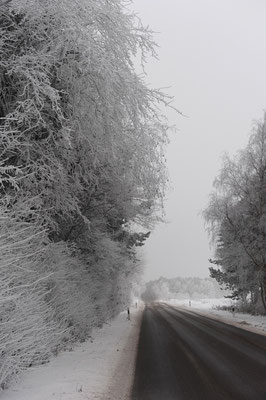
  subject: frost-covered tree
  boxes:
[204,115,266,311]
[0,0,173,387]
[141,276,224,302]
[0,0,170,232]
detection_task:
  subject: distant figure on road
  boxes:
[189,300,191,307]
[127,307,130,320]
[232,306,236,317]
[135,302,138,308]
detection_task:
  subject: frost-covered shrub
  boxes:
[43,236,134,341]
[0,214,137,388]
[0,290,61,389]
[0,215,63,388]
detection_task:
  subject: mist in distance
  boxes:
[132,0,266,282]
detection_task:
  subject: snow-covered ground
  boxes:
[166,298,266,335]
[2,298,266,400]
[1,306,143,400]
[168,297,233,310]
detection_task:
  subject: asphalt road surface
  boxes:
[131,303,266,400]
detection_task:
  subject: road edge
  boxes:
[103,305,144,400]
[162,302,266,337]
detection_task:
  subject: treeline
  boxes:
[204,116,266,314]
[0,0,170,388]
[141,276,225,302]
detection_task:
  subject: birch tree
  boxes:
[204,115,266,310]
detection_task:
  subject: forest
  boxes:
[141,276,225,302]
[0,0,170,388]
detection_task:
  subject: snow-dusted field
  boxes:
[1,307,143,400]
[167,297,233,310]
[165,298,266,335]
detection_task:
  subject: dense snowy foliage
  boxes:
[0,0,171,388]
[141,277,225,302]
[204,115,266,313]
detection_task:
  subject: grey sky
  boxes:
[131,0,266,282]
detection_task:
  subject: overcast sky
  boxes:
[131,0,266,282]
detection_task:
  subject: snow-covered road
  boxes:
[1,307,143,400]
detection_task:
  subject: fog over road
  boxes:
[131,304,266,400]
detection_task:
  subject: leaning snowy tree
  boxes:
[0,0,175,387]
[203,115,266,311]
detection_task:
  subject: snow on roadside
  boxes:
[166,298,266,335]
[167,297,233,310]
[1,306,143,400]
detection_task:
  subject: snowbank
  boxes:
[1,306,143,400]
